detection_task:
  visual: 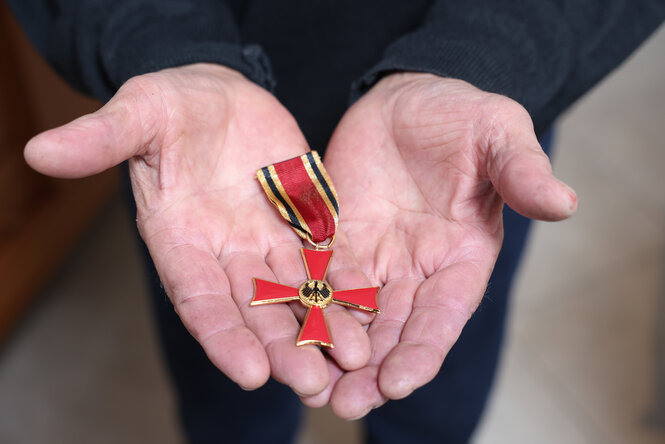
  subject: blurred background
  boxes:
[0,3,663,443]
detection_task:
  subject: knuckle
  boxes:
[120,74,162,99]
[476,94,536,160]
[503,102,532,131]
[480,94,531,131]
[111,74,168,148]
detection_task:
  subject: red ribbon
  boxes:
[257,151,339,244]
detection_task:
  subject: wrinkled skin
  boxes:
[25,64,373,398]
[24,65,576,419]
[300,73,577,418]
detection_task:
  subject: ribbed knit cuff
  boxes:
[350,3,573,116]
[351,35,519,101]
[86,1,276,100]
[104,40,276,94]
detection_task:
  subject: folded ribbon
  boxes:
[256,151,339,245]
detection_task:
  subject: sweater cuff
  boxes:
[351,34,521,103]
[103,40,276,94]
[350,21,572,114]
[76,1,276,100]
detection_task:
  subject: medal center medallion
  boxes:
[298,279,333,308]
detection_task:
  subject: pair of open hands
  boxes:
[25,64,576,419]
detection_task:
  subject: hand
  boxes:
[302,73,578,418]
[24,63,372,396]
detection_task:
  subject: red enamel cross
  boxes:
[250,249,379,348]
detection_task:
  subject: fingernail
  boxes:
[564,185,578,214]
[347,408,372,421]
[558,181,578,215]
[347,401,386,421]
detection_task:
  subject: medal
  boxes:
[251,151,379,348]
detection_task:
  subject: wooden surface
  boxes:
[0,4,119,345]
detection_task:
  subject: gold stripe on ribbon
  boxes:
[302,152,339,224]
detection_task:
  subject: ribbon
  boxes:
[256,151,339,245]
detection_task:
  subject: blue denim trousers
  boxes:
[127,131,553,444]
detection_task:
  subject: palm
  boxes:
[128,65,326,392]
[131,65,310,265]
[25,64,371,396]
[318,73,576,417]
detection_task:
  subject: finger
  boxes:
[485,102,577,221]
[224,252,330,396]
[24,77,160,178]
[266,243,371,371]
[318,303,370,371]
[300,358,344,408]
[328,278,418,419]
[325,231,377,325]
[288,301,371,372]
[378,261,487,399]
[147,241,270,390]
[331,366,387,420]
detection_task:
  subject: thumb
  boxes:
[24,78,160,179]
[486,107,578,221]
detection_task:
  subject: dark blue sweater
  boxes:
[7,0,665,147]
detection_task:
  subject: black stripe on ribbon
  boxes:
[305,152,339,215]
[261,167,303,233]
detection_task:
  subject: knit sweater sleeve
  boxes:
[6,0,275,101]
[352,0,665,131]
